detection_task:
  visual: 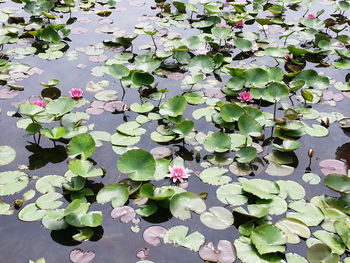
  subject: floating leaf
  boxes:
[198,167,231,186]
[324,174,350,194]
[0,146,16,166]
[159,96,187,117]
[204,132,231,153]
[199,240,237,263]
[164,225,205,252]
[307,244,339,263]
[67,133,95,159]
[143,226,167,246]
[276,218,311,244]
[0,171,29,196]
[250,224,287,255]
[18,203,46,222]
[170,192,206,220]
[117,149,155,181]
[200,206,234,230]
[240,178,279,199]
[216,183,248,207]
[70,249,95,263]
[96,183,129,207]
[111,206,136,223]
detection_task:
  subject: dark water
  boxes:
[0,0,349,262]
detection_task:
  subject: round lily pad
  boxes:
[0,146,16,166]
[200,206,234,230]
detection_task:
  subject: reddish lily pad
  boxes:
[319,159,348,175]
[70,249,95,263]
[199,240,237,263]
[111,206,136,223]
[143,226,167,246]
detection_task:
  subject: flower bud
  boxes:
[308,149,314,158]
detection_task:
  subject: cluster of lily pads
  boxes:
[0,0,350,262]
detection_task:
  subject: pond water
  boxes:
[0,0,350,262]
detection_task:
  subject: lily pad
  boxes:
[96,183,129,207]
[117,149,156,181]
[170,192,206,220]
[200,206,234,230]
[163,225,205,252]
[0,146,16,166]
[250,224,287,255]
[198,167,231,185]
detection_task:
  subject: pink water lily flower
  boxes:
[234,20,244,28]
[238,91,253,103]
[284,53,293,60]
[166,165,190,183]
[216,23,226,27]
[32,100,46,108]
[70,88,84,99]
[196,48,209,55]
[251,43,259,52]
[306,14,316,19]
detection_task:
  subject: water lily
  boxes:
[216,23,226,27]
[284,53,294,60]
[306,14,316,19]
[234,21,244,28]
[238,91,253,103]
[196,48,209,55]
[69,88,84,99]
[166,165,190,183]
[251,43,259,52]
[32,100,46,108]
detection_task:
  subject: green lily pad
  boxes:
[18,203,46,222]
[307,244,339,263]
[109,64,130,79]
[188,55,215,74]
[111,132,141,146]
[238,115,262,137]
[250,224,287,255]
[287,200,324,226]
[313,230,345,255]
[36,192,63,210]
[140,183,175,200]
[216,183,248,207]
[234,236,284,263]
[220,103,244,122]
[204,132,231,153]
[0,171,29,196]
[0,146,16,166]
[234,38,252,51]
[243,68,269,88]
[96,183,129,208]
[117,121,146,136]
[164,225,205,252]
[302,173,321,185]
[40,127,65,140]
[200,206,234,230]
[117,149,156,181]
[276,218,311,244]
[286,253,308,263]
[130,102,154,113]
[198,167,231,185]
[45,97,75,116]
[68,159,103,178]
[170,192,206,220]
[273,140,301,151]
[324,174,350,194]
[236,146,257,163]
[67,133,95,159]
[240,178,279,199]
[159,96,187,117]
